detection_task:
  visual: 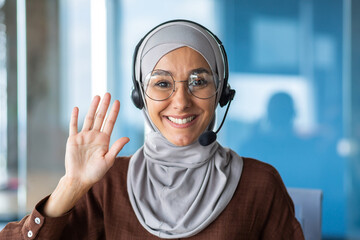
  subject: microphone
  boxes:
[198,131,217,146]
[198,89,235,146]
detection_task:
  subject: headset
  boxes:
[131,19,234,110]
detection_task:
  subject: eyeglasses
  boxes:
[142,69,219,101]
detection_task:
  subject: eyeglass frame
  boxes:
[141,69,220,101]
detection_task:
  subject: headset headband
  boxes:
[131,19,231,109]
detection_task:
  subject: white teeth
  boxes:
[168,116,195,124]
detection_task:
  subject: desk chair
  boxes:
[287,188,323,240]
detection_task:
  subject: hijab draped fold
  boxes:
[127,21,243,238]
[128,132,243,238]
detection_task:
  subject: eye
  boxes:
[153,79,173,89]
[191,78,207,86]
[189,75,208,88]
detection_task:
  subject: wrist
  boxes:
[61,175,91,194]
[43,176,90,217]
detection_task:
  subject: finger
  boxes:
[69,107,79,136]
[93,93,111,131]
[105,137,130,163]
[103,100,120,135]
[82,95,101,131]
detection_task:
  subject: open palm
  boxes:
[64,93,129,188]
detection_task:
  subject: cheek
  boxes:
[206,98,216,114]
[207,105,216,126]
[146,101,167,124]
[198,99,216,124]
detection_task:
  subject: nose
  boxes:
[171,81,192,110]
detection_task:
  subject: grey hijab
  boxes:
[127,21,243,238]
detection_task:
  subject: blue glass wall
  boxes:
[217,0,346,237]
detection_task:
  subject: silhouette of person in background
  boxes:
[238,90,346,232]
[266,92,297,139]
[240,91,309,186]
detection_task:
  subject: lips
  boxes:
[167,116,195,124]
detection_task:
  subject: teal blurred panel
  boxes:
[218,0,347,238]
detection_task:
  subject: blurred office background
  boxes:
[0,0,359,239]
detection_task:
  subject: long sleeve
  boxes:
[0,157,134,240]
[0,196,70,239]
[0,182,105,240]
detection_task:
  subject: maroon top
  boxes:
[1,157,304,239]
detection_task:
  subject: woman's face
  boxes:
[146,47,216,146]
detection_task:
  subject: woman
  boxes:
[1,20,304,239]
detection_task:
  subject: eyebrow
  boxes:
[189,68,211,75]
[152,68,211,76]
[151,70,170,76]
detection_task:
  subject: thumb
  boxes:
[105,137,130,162]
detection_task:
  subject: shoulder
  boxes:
[235,157,292,207]
[216,157,301,237]
[240,157,284,188]
[242,157,279,175]
[237,158,304,238]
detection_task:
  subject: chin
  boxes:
[168,135,197,146]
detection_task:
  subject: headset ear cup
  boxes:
[131,83,144,109]
[219,85,230,107]
[219,84,235,107]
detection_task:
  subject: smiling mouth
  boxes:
[167,116,196,125]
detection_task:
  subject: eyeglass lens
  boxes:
[143,69,219,101]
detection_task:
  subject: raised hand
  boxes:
[65,93,129,187]
[44,93,129,217]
